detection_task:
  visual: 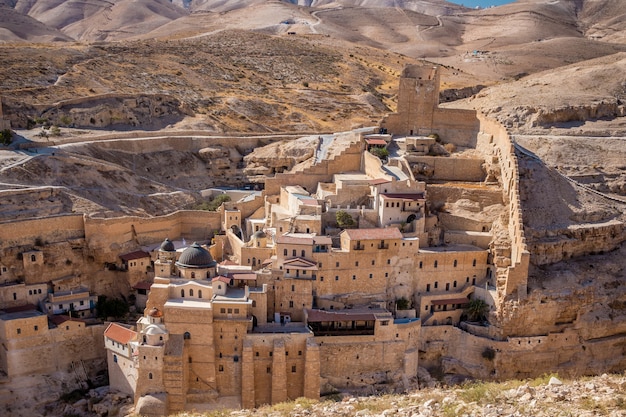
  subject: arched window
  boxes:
[301,250,305,257]
[189,289,194,297]
[148,373,153,380]
[283,249,288,256]
[218,285,222,290]
[31,254,36,262]
[453,260,457,267]
[292,249,296,256]
[184,332,191,340]
[181,289,185,297]
[198,290,203,299]
[472,259,477,267]
[113,354,118,363]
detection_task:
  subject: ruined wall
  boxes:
[264,133,363,196]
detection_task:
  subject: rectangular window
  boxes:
[371,260,375,265]
[34,325,38,331]
[336,262,339,267]
[234,308,240,314]
[369,274,373,279]
[292,365,297,373]
[227,308,233,314]
[220,308,226,313]
[355,261,359,267]
[335,276,339,281]
[289,301,294,308]
[17,328,21,334]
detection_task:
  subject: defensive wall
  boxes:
[84,211,222,259]
[476,114,530,307]
[0,213,85,249]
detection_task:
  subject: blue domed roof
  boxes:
[176,242,215,268]
[160,238,175,252]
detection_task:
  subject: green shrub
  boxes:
[0,129,12,145]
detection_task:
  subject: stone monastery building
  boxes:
[104,65,499,415]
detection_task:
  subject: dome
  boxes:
[176,242,215,268]
[252,230,267,239]
[148,307,163,318]
[160,238,175,252]
[145,324,167,335]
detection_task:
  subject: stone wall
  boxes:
[0,213,85,249]
[0,319,105,377]
[407,155,485,182]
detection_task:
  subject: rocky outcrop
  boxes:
[44,94,192,129]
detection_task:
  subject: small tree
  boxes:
[369,146,389,160]
[396,297,410,310]
[465,298,489,322]
[0,129,12,146]
[336,210,355,228]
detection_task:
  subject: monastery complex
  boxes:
[1,65,625,415]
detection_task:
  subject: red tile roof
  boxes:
[365,138,387,146]
[342,228,403,241]
[212,276,231,284]
[119,251,151,262]
[431,297,470,306]
[369,178,391,185]
[104,322,136,344]
[3,303,38,313]
[132,281,153,290]
[232,273,257,281]
[50,314,86,325]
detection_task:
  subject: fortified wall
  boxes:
[476,115,530,309]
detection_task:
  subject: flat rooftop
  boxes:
[164,299,212,309]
